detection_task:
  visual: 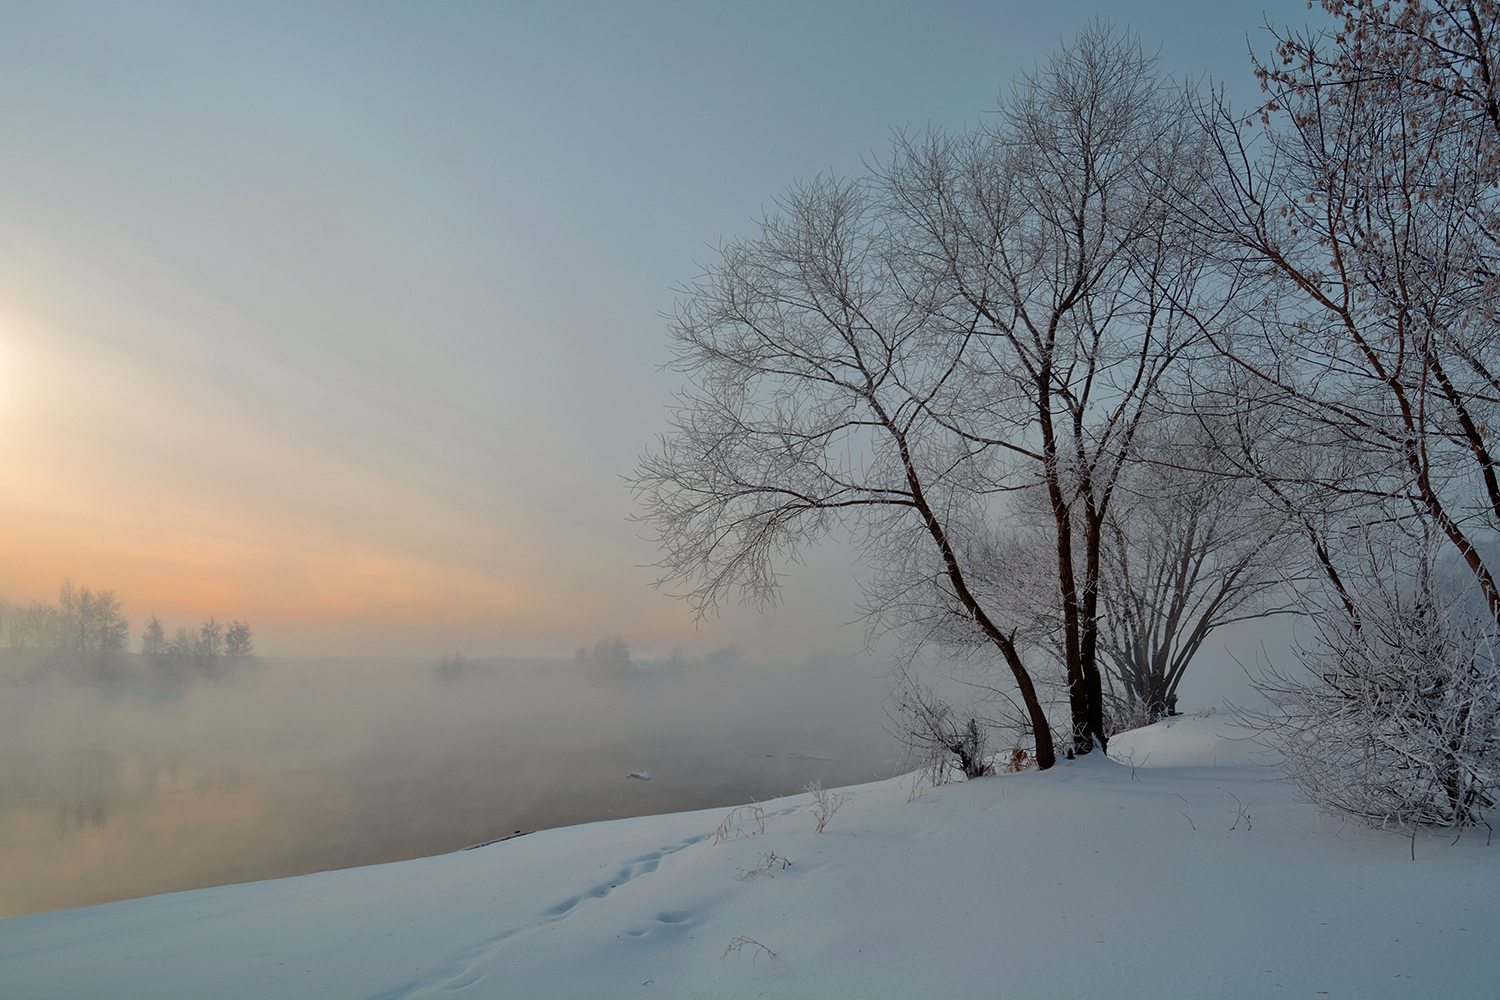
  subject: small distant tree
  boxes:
[575,637,631,683]
[194,617,224,675]
[702,645,743,671]
[434,651,470,682]
[141,615,167,660]
[79,587,128,654]
[225,620,253,660]
[17,579,129,657]
[7,600,59,649]
[57,579,79,648]
[166,626,192,663]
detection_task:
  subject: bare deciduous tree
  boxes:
[1098,413,1297,725]
[194,616,224,673]
[634,162,1066,765]
[6,599,61,650]
[1184,0,1500,828]
[4,580,128,657]
[141,615,167,660]
[225,620,254,660]
[575,637,630,684]
[637,24,1223,767]
[167,627,194,664]
[1198,0,1500,621]
[864,23,1230,756]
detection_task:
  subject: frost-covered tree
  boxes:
[7,599,61,649]
[167,626,193,665]
[1253,535,1499,829]
[194,617,224,675]
[1198,0,1500,621]
[1098,413,1297,726]
[636,24,1222,769]
[4,580,127,654]
[1196,0,1500,826]
[75,585,128,654]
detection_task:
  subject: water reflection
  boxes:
[0,651,896,918]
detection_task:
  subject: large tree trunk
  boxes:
[901,435,1058,770]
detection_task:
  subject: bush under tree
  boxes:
[1253,536,1499,830]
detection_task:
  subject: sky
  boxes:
[0,0,1319,661]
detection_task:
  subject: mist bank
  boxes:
[0,649,896,918]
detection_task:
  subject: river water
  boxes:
[0,652,898,918]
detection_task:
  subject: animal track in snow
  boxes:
[372,834,705,999]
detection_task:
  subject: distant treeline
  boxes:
[568,638,742,686]
[139,615,252,666]
[0,579,253,682]
[432,639,746,686]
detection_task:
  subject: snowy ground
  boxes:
[1,716,1495,999]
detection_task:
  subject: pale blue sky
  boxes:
[0,1,1316,667]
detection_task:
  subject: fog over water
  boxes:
[0,651,896,918]
[0,0,1318,926]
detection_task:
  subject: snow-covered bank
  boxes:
[1,717,1494,999]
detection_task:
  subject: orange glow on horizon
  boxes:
[0,264,811,661]
[0,296,550,642]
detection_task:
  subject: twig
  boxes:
[1221,787,1252,831]
[734,851,793,880]
[721,936,775,964]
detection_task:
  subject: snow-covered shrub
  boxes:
[1101,694,1156,740]
[1253,551,1499,830]
[887,666,994,785]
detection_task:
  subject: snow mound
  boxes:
[0,717,1493,998]
[1108,714,1267,768]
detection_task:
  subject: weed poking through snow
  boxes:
[806,781,847,833]
[712,804,765,845]
[721,936,775,964]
